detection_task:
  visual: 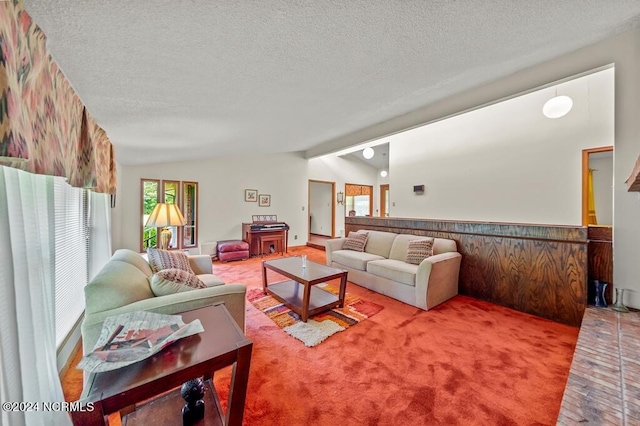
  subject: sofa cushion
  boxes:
[331,250,385,271]
[150,268,207,296]
[343,231,369,252]
[389,234,427,261]
[147,247,194,274]
[433,238,457,255]
[366,259,418,287]
[85,260,154,314]
[405,238,434,265]
[363,230,398,258]
[111,248,154,276]
[198,274,226,287]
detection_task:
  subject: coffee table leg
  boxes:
[262,261,267,294]
[338,272,347,308]
[302,281,311,322]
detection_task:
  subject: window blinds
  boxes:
[53,178,88,347]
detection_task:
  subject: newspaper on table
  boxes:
[77,311,204,373]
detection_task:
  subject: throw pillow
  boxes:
[147,247,193,274]
[343,231,369,252]
[149,268,207,297]
[405,238,435,265]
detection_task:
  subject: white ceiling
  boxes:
[25,1,640,166]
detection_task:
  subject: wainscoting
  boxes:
[345,217,587,327]
[587,226,613,304]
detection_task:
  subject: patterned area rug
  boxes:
[247,284,384,347]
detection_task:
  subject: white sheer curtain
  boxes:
[88,191,112,282]
[0,166,72,426]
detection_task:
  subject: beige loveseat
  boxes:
[81,248,246,355]
[325,230,461,310]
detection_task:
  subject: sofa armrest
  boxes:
[188,254,214,275]
[324,238,346,265]
[415,252,462,310]
[81,284,246,354]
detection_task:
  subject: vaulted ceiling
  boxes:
[25,1,640,165]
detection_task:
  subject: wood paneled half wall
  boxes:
[345,217,587,327]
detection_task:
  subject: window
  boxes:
[1,167,111,348]
[141,179,160,252]
[182,182,198,248]
[141,178,198,251]
[345,183,373,216]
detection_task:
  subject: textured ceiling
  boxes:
[25,1,640,166]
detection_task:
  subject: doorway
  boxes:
[308,180,335,243]
[379,184,389,217]
[582,146,613,226]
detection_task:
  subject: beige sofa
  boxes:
[81,248,246,355]
[325,230,461,310]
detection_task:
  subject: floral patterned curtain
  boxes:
[0,0,116,194]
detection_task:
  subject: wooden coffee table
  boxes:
[262,256,348,322]
[73,303,252,426]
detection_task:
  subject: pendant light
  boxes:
[380,153,388,177]
[543,86,573,119]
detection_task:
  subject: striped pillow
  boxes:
[149,268,207,296]
[405,238,434,265]
[147,247,193,274]
[343,231,369,252]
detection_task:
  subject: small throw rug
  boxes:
[247,284,384,347]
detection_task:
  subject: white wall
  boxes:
[388,69,613,225]
[311,28,640,309]
[309,181,333,236]
[590,155,614,225]
[113,152,309,251]
[308,156,378,237]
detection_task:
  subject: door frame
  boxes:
[308,180,336,238]
[581,145,613,226]
[380,184,389,217]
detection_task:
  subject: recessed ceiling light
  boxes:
[543,95,573,119]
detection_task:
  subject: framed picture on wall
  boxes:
[245,189,258,202]
[259,194,271,207]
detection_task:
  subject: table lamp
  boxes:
[145,203,186,250]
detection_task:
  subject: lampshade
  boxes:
[145,203,186,250]
[543,95,573,119]
[362,147,374,159]
[145,203,186,227]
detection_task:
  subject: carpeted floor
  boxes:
[62,245,579,425]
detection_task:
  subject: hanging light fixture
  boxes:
[380,153,388,177]
[362,147,374,159]
[543,86,573,119]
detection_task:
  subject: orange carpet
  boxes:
[211,246,578,425]
[62,245,579,425]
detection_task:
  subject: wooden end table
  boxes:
[262,256,348,322]
[72,303,252,426]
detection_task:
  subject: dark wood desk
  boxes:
[73,304,252,426]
